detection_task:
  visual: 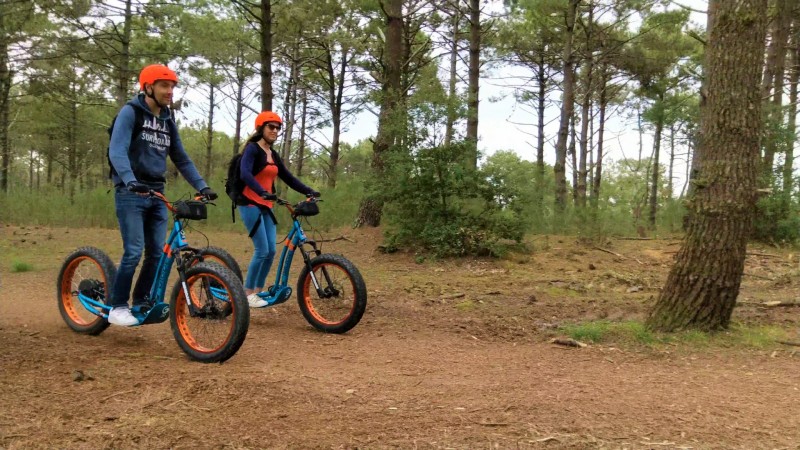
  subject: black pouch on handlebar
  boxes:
[174,200,207,220]
[294,200,319,217]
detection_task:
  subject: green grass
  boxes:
[11,260,34,273]
[560,320,790,350]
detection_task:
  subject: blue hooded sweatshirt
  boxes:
[109,93,208,192]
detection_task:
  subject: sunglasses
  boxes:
[265,124,282,131]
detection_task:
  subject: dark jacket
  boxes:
[109,93,207,191]
[240,141,313,207]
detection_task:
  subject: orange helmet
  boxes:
[139,64,179,91]
[255,111,282,129]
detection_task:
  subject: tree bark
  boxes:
[591,68,607,208]
[0,11,10,192]
[114,0,133,108]
[647,0,768,332]
[444,10,460,149]
[465,0,480,168]
[536,52,547,207]
[577,55,594,209]
[761,0,791,179]
[260,0,273,111]
[296,88,308,176]
[648,95,664,230]
[554,0,579,211]
[355,0,403,227]
[205,82,215,178]
[783,21,799,195]
[232,49,246,155]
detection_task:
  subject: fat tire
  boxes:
[297,254,367,334]
[194,246,243,281]
[169,262,249,363]
[56,247,115,335]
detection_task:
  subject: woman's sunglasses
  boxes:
[265,124,282,131]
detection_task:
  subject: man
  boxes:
[107,64,217,326]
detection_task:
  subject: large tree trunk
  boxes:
[648,96,664,230]
[577,56,593,209]
[205,82,215,178]
[114,0,133,108]
[591,68,608,208]
[783,22,799,195]
[465,0,480,168]
[260,0,273,111]
[536,53,547,207]
[667,124,676,198]
[647,0,768,332]
[444,10,460,149]
[326,47,349,189]
[296,88,308,176]
[232,50,246,155]
[355,0,403,227]
[761,0,791,179]
[0,11,10,192]
[553,0,579,211]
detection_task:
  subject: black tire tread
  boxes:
[56,246,116,335]
[296,253,367,334]
[169,261,249,363]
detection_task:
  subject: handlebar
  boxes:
[273,194,321,216]
[148,191,213,214]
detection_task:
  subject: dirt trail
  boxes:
[1,225,799,449]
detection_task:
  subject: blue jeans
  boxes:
[238,205,277,291]
[111,188,168,307]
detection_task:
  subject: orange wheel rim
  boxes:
[175,272,235,354]
[302,263,356,326]
[60,256,106,326]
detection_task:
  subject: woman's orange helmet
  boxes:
[255,111,282,129]
[139,64,179,91]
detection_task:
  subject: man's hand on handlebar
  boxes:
[127,181,150,194]
[200,187,218,201]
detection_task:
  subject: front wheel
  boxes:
[170,262,249,363]
[56,247,116,335]
[297,254,367,334]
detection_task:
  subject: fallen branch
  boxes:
[778,340,800,347]
[762,301,800,307]
[746,251,781,258]
[316,235,354,243]
[737,301,800,307]
[617,237,653,240]
[742,272,775,281]
[100,389,136,403]
[593,246,644,265]
[551,338,587,348]
[593,246,625,258]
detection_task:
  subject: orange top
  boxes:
[242,149,278,208]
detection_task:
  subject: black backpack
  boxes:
[224,152,248,222]
[107,107,144,179]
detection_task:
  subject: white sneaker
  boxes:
[108,306,139,326]
[248,293,268,308]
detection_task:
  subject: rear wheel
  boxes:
[191,246,243,281]
[170,262,249,363]
[297,254,367,334]
[57,247,115,335]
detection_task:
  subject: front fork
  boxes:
[300,241,336,298]
[175,254,199,316]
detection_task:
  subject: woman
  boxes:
[239,111,319,308]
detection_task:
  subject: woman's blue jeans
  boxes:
[111,188,168,307]
[238,205,277,291]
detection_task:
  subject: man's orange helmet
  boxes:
[255,111,282,129]
[139,64,179,91]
